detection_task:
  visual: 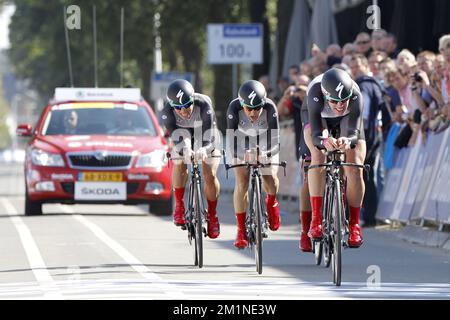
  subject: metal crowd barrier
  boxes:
[377,127,450,229]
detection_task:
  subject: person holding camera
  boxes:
[277,84,307,121]
[410,70,442,113]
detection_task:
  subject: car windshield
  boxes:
[41,102,157,136]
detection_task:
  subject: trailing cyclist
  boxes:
[303,68,366,248]
[162,79,221,239]
[226,80,281,249]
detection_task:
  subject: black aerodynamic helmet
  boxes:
[238,80,267,108]
[321,68,354,101]
[166,79,194,108]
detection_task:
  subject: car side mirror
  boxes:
[16,124,33,137]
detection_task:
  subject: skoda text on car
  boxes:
[16,88,173,216]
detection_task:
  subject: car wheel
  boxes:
[149,196,173,216]
[25,189,43,216]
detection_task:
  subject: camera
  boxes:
[414,72,423,82]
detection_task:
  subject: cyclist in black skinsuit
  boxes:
[297,99,313,252]
[226,80,281,249]
[161,79,221,239]
[303,68,366,248]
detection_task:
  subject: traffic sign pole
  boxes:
[232,64,238,98]
[207,23,263,98]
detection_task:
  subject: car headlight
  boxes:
[135,150,167,168]
[31,149,65,167]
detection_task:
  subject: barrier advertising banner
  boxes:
[376,148,410,220]
[414,129,450,223]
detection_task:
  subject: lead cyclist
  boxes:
[303,68,366,248]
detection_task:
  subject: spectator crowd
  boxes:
[260,30,450,226]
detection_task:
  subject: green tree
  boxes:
[7,0,272,130]
[8,1,157,101]
[0,79,12,149]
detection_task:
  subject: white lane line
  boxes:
[0,278,449,299]
[60,206,185,299]
[0,198,63,299]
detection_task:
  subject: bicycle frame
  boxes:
[308,150,369,285]
[186,161,206,232]
[247,165,268,241]
[224,149,286,274]
[166,152,208,268]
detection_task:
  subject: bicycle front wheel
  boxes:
[254,176,263,275]
[321,181,333,268]
[194,184,203,269]
[332,179,344,286]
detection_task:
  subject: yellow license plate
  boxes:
[80,172,123,182]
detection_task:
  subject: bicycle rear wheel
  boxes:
[332,180,343,286]
[254,175,263,275]
[314,241,323,266]
[191,223,198,266]
[323,236,332,268]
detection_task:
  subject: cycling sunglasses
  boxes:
[240,100,265,111]
[169,97,193,110]
[324,92,353,104]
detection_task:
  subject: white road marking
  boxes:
[0,278,449,299]
[0,197,63,299]
[59,205,185,299]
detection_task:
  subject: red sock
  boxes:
[266,194,277,206]
[207,199,218,216]
[349,206,361,225]
[236,212,246,228]
[301,211,312,232]
[311,196,323,218]
[174,188,185,207]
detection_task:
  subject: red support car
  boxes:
[17,88,173,216]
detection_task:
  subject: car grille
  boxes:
[68,153,132,169]
[61,182,75,194]
[61,182,140,195]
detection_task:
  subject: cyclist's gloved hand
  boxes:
[194,147,208,163]
[322,137,339,151]
[244,149,257,163]
[183,146,194,164]
[336,137,351,151]
[258,151,271,164]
